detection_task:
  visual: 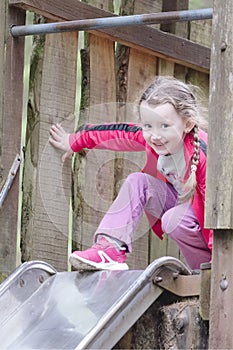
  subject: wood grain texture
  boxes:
[9,0,211,72]
[0,4,25,276]
[207,2,233,349]
[209,230,233,348]
[205,0,233,229]
[24,31,78,271]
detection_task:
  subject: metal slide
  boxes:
[0,257,191,349]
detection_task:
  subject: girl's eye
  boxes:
[142,123,152,129]
[161,123,169,129]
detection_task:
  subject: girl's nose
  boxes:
[150,133,162,141]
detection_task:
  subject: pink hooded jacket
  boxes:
[69,123,212,250]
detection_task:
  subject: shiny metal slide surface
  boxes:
[0,257,190,349]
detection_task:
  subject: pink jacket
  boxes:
[70,123,212,250]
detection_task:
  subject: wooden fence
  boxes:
[0,0,212,276]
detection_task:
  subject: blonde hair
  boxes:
[139,76,208,202]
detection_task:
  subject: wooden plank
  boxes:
[159,0,189,81]
[205,0,233,229]
[134,0,162,29]
[8,0,211,72]
[0,3,25,278]
[206,1,233,348]
[187,17,211,112]
[161,0,189,36]
[22,31,78,271]
[0,2,6,182]
[209,230,233,348]
[190,19,212,47]
[186,70,209,109]
[39,31,78,271]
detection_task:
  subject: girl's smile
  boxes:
[140,102,193,155]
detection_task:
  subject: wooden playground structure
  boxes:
[0,0,233,348]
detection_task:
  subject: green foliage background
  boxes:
[189,0,213,9]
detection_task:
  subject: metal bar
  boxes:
[0,260,57,297]
[154,267,201,297]
[0,154,21,208]
[75,256,191,350]
[10,8,213,37]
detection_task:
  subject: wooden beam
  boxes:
[205,0,233,229]
[8,0,210,72]
[209,230,233,348]
[206,0,233,348]
[0,3,25,276]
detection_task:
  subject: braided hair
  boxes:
[138,76,208,202]
[179,125,200,202]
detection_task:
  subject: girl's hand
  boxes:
[49,124,73,162]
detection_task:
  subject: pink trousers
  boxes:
[95,172,211,269]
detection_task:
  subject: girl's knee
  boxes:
[161,210,175,235]
[161,209,184,242]
[162,216,182,243]
[162,206,201,243]
[126,172,145,181]
[126,172,148,187]
[161,204,196,237]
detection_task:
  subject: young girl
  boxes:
[49,76,212,271]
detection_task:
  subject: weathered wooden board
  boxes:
[161,0,189,36]
[21,30,78,271]
[0,3,25,278]
[209,230,233,348]
[205,1,233,229]
[9,0,211,72]
[188,18,211,111]
[207,1,233,348]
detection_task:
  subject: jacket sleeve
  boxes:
[69,123,146,152]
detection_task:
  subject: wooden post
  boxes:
[0,1,25,279]
[205,1,233,348]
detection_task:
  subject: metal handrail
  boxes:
[75,256,191,350]
[11,8,213,37]
[0,260,57,296]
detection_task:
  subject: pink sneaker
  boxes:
[69,238,129,270]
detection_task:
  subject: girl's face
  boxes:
[140,101,194,155]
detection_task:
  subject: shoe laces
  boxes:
[93,238,110,250]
